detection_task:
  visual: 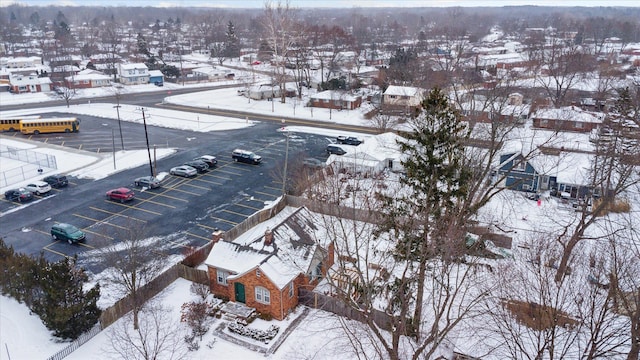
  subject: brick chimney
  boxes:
[212,230,224,243]
[264,227,273,246]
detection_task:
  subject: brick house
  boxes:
[205,207,334,320]
[65,69,111,89]
[309,90,362,110]
[9,73,51,93]
[531,106,603,133]
[382,85,425,115]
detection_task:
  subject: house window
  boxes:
[288,282,294,298]
[256,269,261,277]
[540,119,548,126]
[513,160,526,171]
[575,121,584,129]
[217,270,228,285]
[255,287,270,304]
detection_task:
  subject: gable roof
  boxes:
[383,85,424,97]
[205,207,325,289]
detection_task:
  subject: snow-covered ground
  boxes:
[0,77,378,359]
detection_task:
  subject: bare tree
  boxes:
[529,36,597,107]
[553,89,640,282]
[107,302,188,360]
[262,0,298,103]
[96,221,167,330]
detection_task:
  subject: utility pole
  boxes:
[281,119,289,196]
[141,108,154,178]
[114,103,124,150]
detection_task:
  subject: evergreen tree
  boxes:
[31,257,101,339]
[224,21,240,58]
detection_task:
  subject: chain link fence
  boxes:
[0,145,57,188]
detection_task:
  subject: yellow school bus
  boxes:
[0,115,41,132]
[20,117,80,135]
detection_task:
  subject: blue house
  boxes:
[149,70,164,85]
[496,153,556,193]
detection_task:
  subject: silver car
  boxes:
[170,165,197,177]
[134,176,161,188]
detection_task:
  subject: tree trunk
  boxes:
[628,290,640,360]
[555,231,582,283]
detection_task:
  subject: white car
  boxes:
[24,180,52,195]
[170,165,197,177]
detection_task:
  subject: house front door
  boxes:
[234,282,246,303]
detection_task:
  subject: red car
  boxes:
[106,187,135,203]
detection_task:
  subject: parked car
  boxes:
[42,174,68,188]
[4,188,33,203]
[326,144,347,155]
[134,176,161,189]
[24,180,52,195]
[232,149,262,164]
[51,223,86,244]
[194,155,217,167]
[106,187,135,202]
[184,160,209,173]
[336,136,363,146]
[170,165,197,177]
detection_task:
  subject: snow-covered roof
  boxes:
[310,90,360,102]
[205,207,326,289]
[119,63,148,70]
[532,106,604,123]
[148,70,163,77]
[383,85,424,97]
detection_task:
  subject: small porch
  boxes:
[219,301,256,323]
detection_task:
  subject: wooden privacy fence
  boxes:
[298,289,414,336]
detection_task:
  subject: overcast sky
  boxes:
[3,0,639,8]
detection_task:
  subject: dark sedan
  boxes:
[4,188,34,203]
[184,160,209,173]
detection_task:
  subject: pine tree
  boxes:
[31,256,101,339]
[223,21,240,58]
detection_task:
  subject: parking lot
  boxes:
[1,121,332,272]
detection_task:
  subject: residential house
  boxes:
[382,85,425,115]
[0,56,42,68]
[65,69,111,89]
[248,84,281,100]
[191,66,231,82]
[495,150,594,200]
[531,106,603,133]
[117,63,149,85]
[309,90,362,110]
[205,206,334,321]
[9,73,51,93]
[148,70,164,85]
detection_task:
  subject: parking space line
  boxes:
[83,229,113,240]
[186,232,213,242]
[197,223,220,231]
[204,173,232,181]
[193,178,223,186]
[78,242,95,249]
[74,213,131,230]
[221,209,250,218]
[181,182,209,191]
[148,192,189,202]
[118,203,163,216]
[89,207,147,222]
[164,187,200,196]
[210,216,238,225]
[42,245,72,259]
[264,185,282,191]
[253,190,278,199]
[234,202,262,211]
[135,198,176,209]
[214,168,244,176]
